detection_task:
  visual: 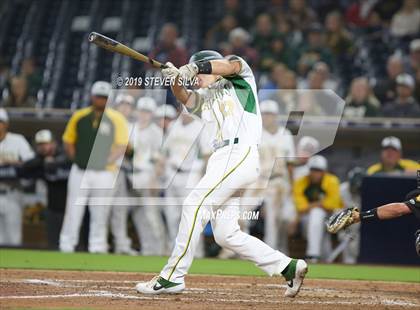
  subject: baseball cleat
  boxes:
[284,259,308,298]
[135,276,185,294]
[114,247,138,256]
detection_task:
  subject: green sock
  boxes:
[281,259,297,281]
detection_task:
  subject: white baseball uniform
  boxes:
[0,132,34,246]
[339,181,360,264]
[160,56,292,283]
[110,122,135,254]
[257,127,295,253]
[162,116,208,254]
[131,122,165,255]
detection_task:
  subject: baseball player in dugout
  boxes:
[0,108,35,246]
[161,105,210,256]
[59,81,129,254]
[367,136,420,175]
[135,51,308,297]
[109,94,138,255]
[2,129,71,249]
[293,155,342,263]
[131,96,165,256]
[245,99,296,254]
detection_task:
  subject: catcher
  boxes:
[327,188,420,256]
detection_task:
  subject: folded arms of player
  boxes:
[293,174,341,213]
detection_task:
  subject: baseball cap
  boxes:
[137,96,157,112]
[260,100,279,114]
[115,94,135,105]
[396,73,415,89]
[35,129,53,144]
[229,27,251,43]
[297,136,320,154]
[381,136,402,151]
[155,104,177,119]
[410,39,420,52]
[0,108,9,123]
[91,81,111,97]
[308,155,328,171]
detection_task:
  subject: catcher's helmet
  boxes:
[189,50,223,63]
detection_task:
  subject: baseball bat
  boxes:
[88,32,168,69]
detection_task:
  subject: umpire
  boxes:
[59,81,129,253]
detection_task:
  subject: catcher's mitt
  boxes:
[326,207,359,234]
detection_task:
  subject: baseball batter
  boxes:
[136,51,308,298]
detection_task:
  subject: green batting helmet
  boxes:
[189,50,223,63]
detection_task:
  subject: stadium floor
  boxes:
[0,250,419,309]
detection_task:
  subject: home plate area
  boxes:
[1,269,419,310]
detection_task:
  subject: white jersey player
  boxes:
[0,108,35,246]
[110,94,137,255]
[131,97,165,255]
[294,136,320,180]
[136,51,308,297]
[257,100,296,254]
[162,111,208,254]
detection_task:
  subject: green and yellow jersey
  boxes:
[293,172,342,213]
[63,106,128,171]
[367,159,420,175]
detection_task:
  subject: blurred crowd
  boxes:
[1,0,420,118]
[146,0,420,118]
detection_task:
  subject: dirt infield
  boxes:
[1,269,419,309]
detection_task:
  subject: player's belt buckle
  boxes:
[213,138,239,151]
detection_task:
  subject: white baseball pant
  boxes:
[160,145,291,283]
[0,190,23,246]
[110,171,133,252]
[59,164,115,253]
[131,170,165,256]
[263,178,291,254]
[301,207,332,259]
